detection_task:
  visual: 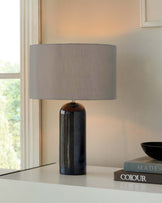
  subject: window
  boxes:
[0,0,20,169]
[0,0,41,170]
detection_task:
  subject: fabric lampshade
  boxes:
[30,43,116,100]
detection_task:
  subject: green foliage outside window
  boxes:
[0,61,20,169]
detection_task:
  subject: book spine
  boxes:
[124,162,162,174]
[114,170,162,184]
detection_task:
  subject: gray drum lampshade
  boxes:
[30,44,116,100]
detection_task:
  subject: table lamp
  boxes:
[30,44,116,175]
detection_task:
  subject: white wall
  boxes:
[41,0,162,167]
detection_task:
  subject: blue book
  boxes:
[124,156,162,174]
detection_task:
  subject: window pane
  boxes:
[0,79,20,169]
[0,0,20,73]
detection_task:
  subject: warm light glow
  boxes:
[44,0,139,39]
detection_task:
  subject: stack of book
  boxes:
[114,156,162,184]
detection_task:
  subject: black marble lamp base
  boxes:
[59,102,86,175]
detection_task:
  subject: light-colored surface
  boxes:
[146,0,162,21]
[141,0,162,27]
[0,168,16,175]
[0,164,162,203]
[1,164,161,193]
[41,0,162,168]
[20,0,41,169]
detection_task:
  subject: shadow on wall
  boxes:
[85,29,162,167]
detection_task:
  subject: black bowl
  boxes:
[141,142,162,161]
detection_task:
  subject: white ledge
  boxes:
[0,164,161,203]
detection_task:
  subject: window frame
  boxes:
[20,0,42,169]
[0,0,41,171]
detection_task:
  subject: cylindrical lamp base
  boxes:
[59,102,86,175]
